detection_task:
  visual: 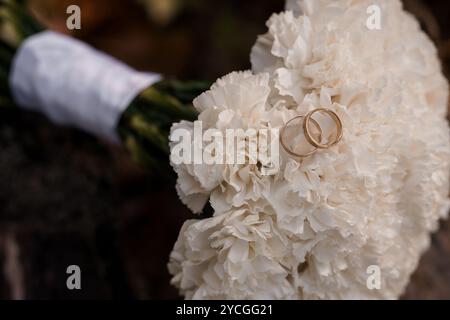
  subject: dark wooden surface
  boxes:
[0,0,449,299]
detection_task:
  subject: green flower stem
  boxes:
[117,80,209,174]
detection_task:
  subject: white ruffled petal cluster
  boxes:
[169,0,450,299]
[169,71,273,213]
[168,206,297,299]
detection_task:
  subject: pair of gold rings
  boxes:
[280,108,343,158]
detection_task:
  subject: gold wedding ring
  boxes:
[280,108,343,159]
[280,116,322,158]
[303,108,343,149]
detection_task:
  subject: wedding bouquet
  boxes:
[1,0,449,300]
[168,0,450,299]
[0,0,209,175]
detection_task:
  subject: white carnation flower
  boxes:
[168,206,298,299]
[252,0,447,110]
[169,71,277,213]
[169,0,450,299]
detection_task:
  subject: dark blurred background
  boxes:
[0,0,449,299]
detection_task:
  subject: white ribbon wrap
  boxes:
[9,31,161,143]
